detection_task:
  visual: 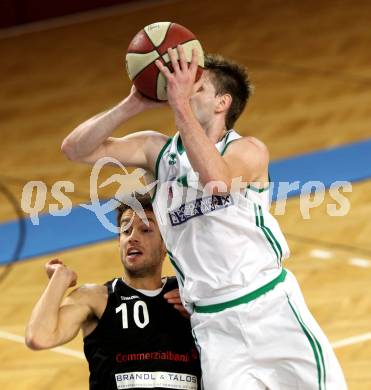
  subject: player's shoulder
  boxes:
[136,131,171,161]
[245,136,268,150]
[151,132,171,153]
[237,135,268,152]
[228,135,269,159]
[138,130,169,140]
[67,283,107,304]
[136,130,170,146]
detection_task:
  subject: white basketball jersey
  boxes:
[152,129,290,310]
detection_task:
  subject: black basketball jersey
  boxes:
[84,277,201,390]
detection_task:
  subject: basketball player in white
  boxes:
[62,46,347,389]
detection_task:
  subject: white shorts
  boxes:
[191,269,347,390]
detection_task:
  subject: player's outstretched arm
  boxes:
[61,86,168,172]
[25,259,93,350]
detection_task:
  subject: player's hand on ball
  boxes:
[155,46,199,108]
[126,85,167,111]
[45,259,77,288]
[164,288,190,319]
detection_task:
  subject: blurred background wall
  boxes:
[0,0,135,28]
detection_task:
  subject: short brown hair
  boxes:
[204,54,252,129]
[116,193,153,228]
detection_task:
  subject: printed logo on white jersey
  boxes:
[168,153,177,165]
[168,194,234,226]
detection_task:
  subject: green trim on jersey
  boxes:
[194,268,287,313]
[287,296,327,390]
[177,135,185,155]
[167,250,185,285]
[254,204,282,266]
[177,174,188,187]
[151,137,172,203]
[221,139,237,156]
[246,184,270,193]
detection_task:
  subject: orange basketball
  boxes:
[125,22,204,101]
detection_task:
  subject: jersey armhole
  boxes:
[221,138,239,156]
[151,137,172,203]
[245,169,271,193]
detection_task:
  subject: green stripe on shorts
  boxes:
[287,296,326,390]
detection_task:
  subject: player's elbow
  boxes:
[61,138,78,161]
[25,332,47,350]
[25,337,43,350]
[25,328,56,351]
[61,137,87,162]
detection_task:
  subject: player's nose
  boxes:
[128,227,141,243]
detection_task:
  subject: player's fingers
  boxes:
[166,298,182,305]
[155,59,172,79]
[177,45,187,71]
[189,48,199,75]
[164,288,180,299]
[45,258,62,268]
[48,258,62,264]
[168,48,180,73]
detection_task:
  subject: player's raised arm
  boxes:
[25,259,94,350]
[61,86,168,172]
[156,47,268,192]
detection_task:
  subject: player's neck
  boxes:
[204,125,228,144]
[202,116,228,144]
[123,274,163,291]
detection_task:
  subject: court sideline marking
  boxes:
[0,328,370,361]
[0,329,85,360]
[310,249,371,268]
[331,333,371,350]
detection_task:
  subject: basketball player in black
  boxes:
[25,194,201,389]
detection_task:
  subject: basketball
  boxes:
[125,22,204,101]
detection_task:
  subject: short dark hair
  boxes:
[204,54,252,129]
[116,193,153,228]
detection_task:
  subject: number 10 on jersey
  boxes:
[116,301,150,329]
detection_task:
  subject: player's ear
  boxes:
[215,93,232,114]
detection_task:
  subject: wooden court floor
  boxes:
[0,0,370,388]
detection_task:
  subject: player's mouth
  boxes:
[126,247,144,261]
